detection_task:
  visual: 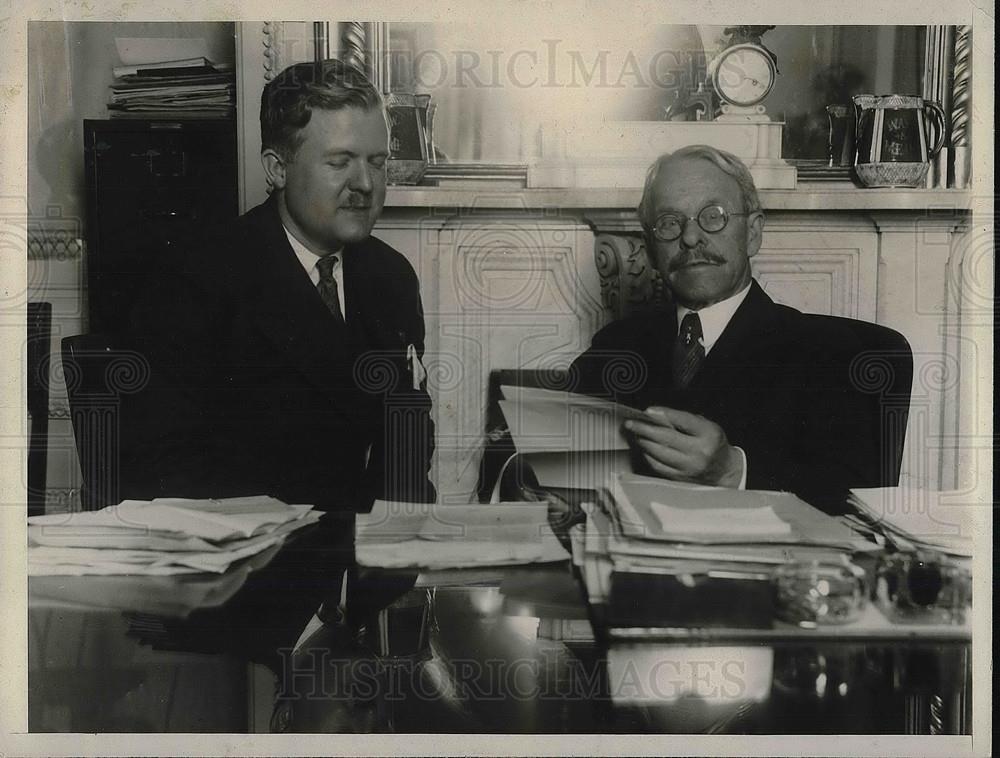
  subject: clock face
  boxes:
[714,44,775,106]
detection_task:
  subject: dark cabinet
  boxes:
[83,119,239,333]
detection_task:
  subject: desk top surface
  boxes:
[28,526,972,734]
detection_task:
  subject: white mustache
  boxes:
[670,252,724,271]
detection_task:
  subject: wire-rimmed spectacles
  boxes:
[652,205,749,242]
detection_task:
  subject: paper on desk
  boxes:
[356,500,570,568]
[28,496,310,542]
[28,531,290,576]
[649,502,793,538]
[27,503,322,576]
[608,473,858,548]
[357,537,570,570]
[849,487,976,556]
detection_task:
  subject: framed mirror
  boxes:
[319,22,951,177]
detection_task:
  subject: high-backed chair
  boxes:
[478,296,913,501]
[27,302,53,517]
[804,314,913,488]
[61,334,150,510]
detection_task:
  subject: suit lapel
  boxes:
[241,200,364,400]
[344,242,412,354]
[686,280,778,389]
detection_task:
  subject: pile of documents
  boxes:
[847,487,975,558]
[28,496,321,576]
[356,500,570,570]
[107,56,236,118]
[574,473,874,629]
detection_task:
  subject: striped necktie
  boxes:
[316,253,345,324]
[672,312,705,388]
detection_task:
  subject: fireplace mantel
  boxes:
[383,186,971,213]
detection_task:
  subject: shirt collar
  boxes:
[676,283,752,354]
[283,226,342,276]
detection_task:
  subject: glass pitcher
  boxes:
[852,94,946,187]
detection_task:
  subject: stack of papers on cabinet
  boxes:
[27,496,321,576]
[356,500,570,569]
[107,57,236,118]
[848,487,976,557]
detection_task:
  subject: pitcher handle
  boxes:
[924,101,947,157]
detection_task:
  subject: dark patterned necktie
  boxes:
[316,253,345,324]
[672,312,705,388]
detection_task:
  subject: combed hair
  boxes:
[260,59,384,160]
[637,144,762,234]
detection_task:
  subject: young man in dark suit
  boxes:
[125,59,435,517]
[570,145,889,499]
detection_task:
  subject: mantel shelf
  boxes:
[384,186,971,213]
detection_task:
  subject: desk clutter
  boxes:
[572,473,972,634]
[27,496,321,576]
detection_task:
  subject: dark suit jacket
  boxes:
[123,196,435,512]
[568,280,882,498]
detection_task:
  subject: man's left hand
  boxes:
[623,406,744,488]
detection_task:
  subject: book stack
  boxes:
[28,495,321,575]
[572,472,876,631]
[107,57,236,119]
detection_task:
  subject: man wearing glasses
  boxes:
[569,145,880,497]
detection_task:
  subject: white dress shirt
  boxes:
[674,283,751,355]
[285,227,346,322]
[675,283,752,488]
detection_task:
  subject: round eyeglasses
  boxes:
[652,205,749,242]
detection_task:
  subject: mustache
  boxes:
[343,194,373,210]
[668,249,726,271]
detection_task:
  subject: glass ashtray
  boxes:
[772,559,868,629]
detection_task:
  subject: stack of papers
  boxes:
[28,496,321,576]
[107,57,235,118]
[356,500,570,569]
[578,472,875,609]
[498,385,655,489]
[848,487,976,557]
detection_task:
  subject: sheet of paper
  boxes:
[522,449,634,489]
[357,501,549,542]
[609,473,858,547]
[356,535,570,570]
[649,501,793,538]
[356,500,570,569]
[850,487,975,555]
[499,386,656,454]
[415,503,548,542]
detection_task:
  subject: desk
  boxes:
[28,536,971,734]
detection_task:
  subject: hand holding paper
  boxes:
[623,406,744,488]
